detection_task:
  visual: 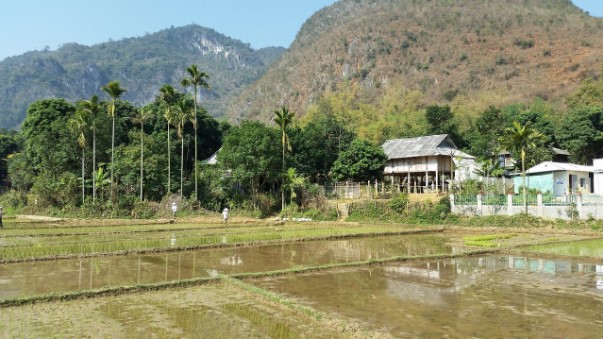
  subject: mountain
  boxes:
[0,25,284,129]
[226,0,603,124]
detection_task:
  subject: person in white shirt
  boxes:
[171,202,177,218]
[222,207,229,226]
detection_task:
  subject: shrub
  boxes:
[514,38,534,49]
[389,193,409,214]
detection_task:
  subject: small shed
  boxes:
[513,161,593,195]
[382,134,478,192]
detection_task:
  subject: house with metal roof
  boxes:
[512,161,594,195]
[381,134,478,193]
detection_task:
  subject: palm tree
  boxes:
[174,98,194,196]
[132,108,152,201]
[273,106,295,212]
[78,95,102,203]
[68,110,89,204]
[499,121,544,213]
[101,80,126,207]
[158,84,178,195]
[181,65,210,202]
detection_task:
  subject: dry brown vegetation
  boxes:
[227,0,603,131]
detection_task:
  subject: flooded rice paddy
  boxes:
[1,222,602,337]
[253,255,603,337]
[0,234,450,298]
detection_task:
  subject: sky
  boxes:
[0,0,601,62]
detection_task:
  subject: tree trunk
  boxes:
[140,126,144,201]
[92,125,96,203]
[81,148,85,204]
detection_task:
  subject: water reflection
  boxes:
[256,255,603,337]
[0,234,449,298]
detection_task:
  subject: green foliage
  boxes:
[388,193,409,214]
[556,106,603,164]
[513,38,534,49]
[290,112,355,184]
[348,196,451,223]
[465,106,505,160]
[31,171,80,208]
[21,99,79,177]
[218,121,281,211]
[425,105,463,146]
[331,138,387,182]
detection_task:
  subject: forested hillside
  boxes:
[0,25,284,129]
[226,0,603,134]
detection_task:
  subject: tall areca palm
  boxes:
[158,84,178,195]
[181,65,210,202]
[274,106,295,212]
[499,121,544,214]
[78,95,102,203]
[68,110,89,204]
[101,80,126,207]
[132,108,152,201]
[174,98,194,196]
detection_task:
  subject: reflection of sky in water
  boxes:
[256,255,603,338]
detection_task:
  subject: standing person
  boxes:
[222,207,229,226]
[171,202,177,218]
[0,206,3,228]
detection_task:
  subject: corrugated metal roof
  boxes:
[552,147,570,156]
[525,161,593,174]
[382,134,473,159]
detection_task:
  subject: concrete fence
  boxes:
[450,193,603,220]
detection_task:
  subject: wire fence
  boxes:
[454,193,603,207]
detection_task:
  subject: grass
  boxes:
[0,222,440,262]
[463,234,518,247]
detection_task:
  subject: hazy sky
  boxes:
[0,0,600,61]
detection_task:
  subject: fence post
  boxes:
[477,193,483,216]
[449,194,455,214]
[537,193,543,218]
[367,180,371,200]
[507,194,513,216]
[577,193,583,219]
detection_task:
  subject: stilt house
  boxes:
[381,134,477,192]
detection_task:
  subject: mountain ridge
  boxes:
[225,0,603,126]
[0,24,284,129]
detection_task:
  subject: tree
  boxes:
[157,84,178,195]
[567,67,603,109]
[290,113,355,184]
[218,121,281,209]
[68,109,89,203]
[0,131,21,184]
[78,95,102,202]
[499,121,544,213]
[556,107,603,164]
[331,139,387,182]
[21,99,78,178]
[20,99,79,204]
[181,65,210,202]
[174,98,194,196]
[465,106,505,160]
[425,104,463,147]
[131,108,152,201]
[101,80,126,207]
[273,106,295,211]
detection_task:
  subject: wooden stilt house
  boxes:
[381,134,478,193]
